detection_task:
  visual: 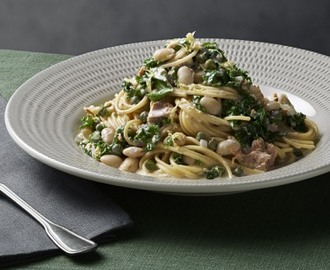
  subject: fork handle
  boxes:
[0,183,97,255]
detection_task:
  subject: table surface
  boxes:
[1,49,330,270]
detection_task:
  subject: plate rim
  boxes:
[5,38,330,195]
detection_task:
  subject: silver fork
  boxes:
[0,183,97,255]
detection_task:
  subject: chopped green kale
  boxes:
[122,79,146,101]
[284,113,307,132]
[222,92,285,147]
[173,153,185,164]
[192,95,207,112]
[204,165,225,179]
[80,115,97,130]
[148,78,173,101]
[144,57,159,68]
[133,124,160,151]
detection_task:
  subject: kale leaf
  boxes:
[80,115,97,130]
[222,93,284,147]
[284,113,308,132]
[133,124,160,151]
[147,78,173,102]
[204,165,225,179]
[192,95,207,112]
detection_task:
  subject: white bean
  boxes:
[216,138,241,156]
[122,147,145,158]
[166,40,179,49]
[100,155,123,168]
[177,66,194,85]
[81,128,92,139]
[200,139,208,148]
[101,127,115,144]
[119,157,139,172]
[200,96,222,115]
[153,48,175,62]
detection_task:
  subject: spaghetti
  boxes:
[76,33,319,179]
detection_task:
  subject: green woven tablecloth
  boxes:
[1,49,330,270]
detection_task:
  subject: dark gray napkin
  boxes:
[0,96,133,266]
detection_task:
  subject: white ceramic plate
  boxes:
[5,39,330,195]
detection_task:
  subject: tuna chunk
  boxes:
[235,138,277,171]
[248,85,265,104]
[148,101,173,123]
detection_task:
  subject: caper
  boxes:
[139,111,148,123]
[216,53,224,62]
[89,131,101,142]
[233,166,244,177]
[195,52,207,64]
[208,138,218,151]
[111,144,123,156]
[196,132,206,141]
[130,96,141,104]
[205,59,217,70]
[145,160,158,172]
[293,148,303,157]
[95,123,105,131]
[92,118,100,130]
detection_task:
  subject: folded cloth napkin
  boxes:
[0,96,133,266]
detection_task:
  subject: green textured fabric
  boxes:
[2,50,330,270]
[0,50,70,100]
